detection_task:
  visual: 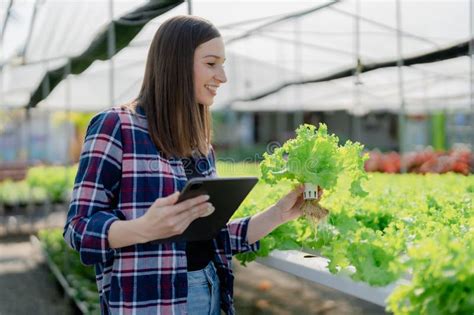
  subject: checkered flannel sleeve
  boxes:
[227,217,260,255]
[63,111,123,265]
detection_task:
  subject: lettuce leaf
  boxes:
[260,123,369,197]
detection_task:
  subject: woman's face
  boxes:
[194,37,227,106]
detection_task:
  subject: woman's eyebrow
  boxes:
[203,54,226,61]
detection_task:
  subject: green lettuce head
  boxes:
[260,123,368,197]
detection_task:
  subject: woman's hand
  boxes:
[273,185,324,224]
[139,192,214,242]
[247,185,324,244]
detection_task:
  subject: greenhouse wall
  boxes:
[0,110,71,164]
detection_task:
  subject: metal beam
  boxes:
[227,40,471,104]
[225,1,340,45]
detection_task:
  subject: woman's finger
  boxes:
[173,203,214,234]
[296,184,305,193]
[174,202,213,223]
[172,194,210,214]
[152,191,180,207]
[287,185,304,200]
[200,204,215,217]
[293,195,305,209]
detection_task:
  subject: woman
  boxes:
[64,15,306,315]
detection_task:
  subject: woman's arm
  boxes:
[108,218,149,248]
[246,205,283,245]
[64,111,124,265]
[65,111,212,258]
[108,192,211,248]
[247,185,305,244]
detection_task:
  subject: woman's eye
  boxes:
[207,63,215,66]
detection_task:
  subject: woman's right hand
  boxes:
[139,192,214,242]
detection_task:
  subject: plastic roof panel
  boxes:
[2,0,473,115]
[231,56,470,114]
[24,0,148,63]
[0,0,177,109]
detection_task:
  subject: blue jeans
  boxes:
[187,261,221,315]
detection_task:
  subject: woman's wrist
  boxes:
[268,204,285,225]
[247,205,284,244]
[269,203,289,226]
[108,217,151,249]
[134,216,153,243]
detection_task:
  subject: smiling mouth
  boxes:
[205,84,218,95]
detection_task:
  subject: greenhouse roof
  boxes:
[1,0,472,114]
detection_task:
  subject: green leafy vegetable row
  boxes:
[231,163,473,314]
[35,149,473,315]
[0,165,76,206]
[38,229,100,315]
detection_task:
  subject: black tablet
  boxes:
[153,176,259,243]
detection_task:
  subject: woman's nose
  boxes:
[216,67,227,83]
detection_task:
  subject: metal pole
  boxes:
[396,0,407,172]
[0,56,3,109]
[20,0,40,59]
[64,60,72,194]
[25,108,31,164]
[0,0,8,107]
[0,0,14,45]
[293,18,304,128]
[22,99,33,228]
[470,0,474,150]
[63,58,71,279]
[275,22,286,140]
[108,0,115,109]
[0,1,14,164]
[352,0,362,141]
[187,0,192,15]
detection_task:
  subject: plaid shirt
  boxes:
[64,106,260,315]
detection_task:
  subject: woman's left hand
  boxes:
[273,185,323,224]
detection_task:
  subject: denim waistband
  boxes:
[187,261,218,286]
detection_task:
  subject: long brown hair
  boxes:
[135,15,220,158]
